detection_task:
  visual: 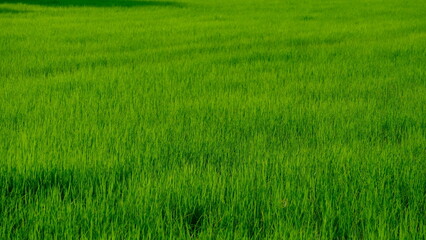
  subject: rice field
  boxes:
[0,0,425,238]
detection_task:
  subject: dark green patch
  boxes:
[0,7,29,14]
[0,0,185,7]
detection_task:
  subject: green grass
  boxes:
[1,0,425,238]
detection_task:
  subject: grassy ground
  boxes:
[0,0,425,238]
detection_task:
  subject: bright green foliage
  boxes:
[0,0,425,239]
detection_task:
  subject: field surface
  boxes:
[0,0,425,239]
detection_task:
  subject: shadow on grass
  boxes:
[1,164,134,202]
[0,0,185,8]
[0,7,29,13]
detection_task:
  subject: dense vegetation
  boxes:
[0,0,425,238]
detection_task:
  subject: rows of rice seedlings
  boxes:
[0,0,425,238]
